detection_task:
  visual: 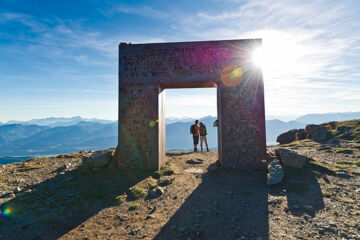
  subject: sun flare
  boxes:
[249,30,309,85]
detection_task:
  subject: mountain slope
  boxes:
[295,111,360,124]
[0,122,118,156]
[0,124,49,143]
[6,116,114,127]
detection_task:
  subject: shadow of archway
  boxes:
[268,165,325,218]
[155,167,269,240]
[0,166,151,240]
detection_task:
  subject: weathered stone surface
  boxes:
[277,129,298,144]
[147,187,164,199]
[275,148,309,168]
[82,149,115,168]
[158,176,174,186]
[266,160,284,185]
[296,129,307,140]
[306,124,331,142]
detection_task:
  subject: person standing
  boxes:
[199,122,209,152]
[190,120,200,152]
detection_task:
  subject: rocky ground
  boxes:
[0,140,360,240]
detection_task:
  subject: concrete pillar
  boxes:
[218,67,267,169]
[116,83,163,169]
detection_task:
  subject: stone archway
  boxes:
[114,39,267,170]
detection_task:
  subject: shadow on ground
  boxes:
[155,165,270,240]
[0,166,151,240]
[166,152,195,157]
[269,165,325,217]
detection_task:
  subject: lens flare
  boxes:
[1,207,11,217]
[230,67,242,79]
[221,65,243,87]
[148,120,157,127]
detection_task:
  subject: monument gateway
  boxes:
[114,39,266,170]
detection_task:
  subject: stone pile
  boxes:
[266,160,284,185]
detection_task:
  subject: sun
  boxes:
[251,47,264,68]
[249,30,304,84]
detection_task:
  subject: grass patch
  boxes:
[308,160,339,174]
[355,161,360,167]
[115,194,127,204]
[335,164,351,170]
[128,188,145,200]
[275,197,283,203]
[129,203,139,210]
[322,192,332,198]
[336,160,353,165]
[286,182,308,196]
[18,163,43,172]
[335,148,353,154]
[351,143,360,149]
[280,139,315,147]
[333,197,355,204]
[149,182,159,189]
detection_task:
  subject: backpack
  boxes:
[190,124,196,134]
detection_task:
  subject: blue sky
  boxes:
[1,0,360,122]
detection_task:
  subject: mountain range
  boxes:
[0,112,359,158]
[1,116,114,127]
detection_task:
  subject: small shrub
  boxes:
[149,183,159,189]
[152,168,173,179]
[129,203,139,210]
[115,194,127,204]
[322,192,332,198]
[275,197,283,203]
[355,161,360,167]
[128,188,145,200]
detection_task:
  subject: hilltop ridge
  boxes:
[0,118,359,239]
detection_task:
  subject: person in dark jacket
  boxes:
[199,122,209,152]
[190,120,200,152]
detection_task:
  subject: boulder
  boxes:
[186,159,204,164]
[276,129,298,144]
[296,129,307,140]
[266,160,284,185]
[275,148,309,168]
[158,176,174,186]
[82,149,115,168]
[147,186,164,199]
[306,124,331,142]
